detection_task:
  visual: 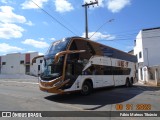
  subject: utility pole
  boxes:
[82,0,98,39]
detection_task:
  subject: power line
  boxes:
[30,0,160,42]
[106,26,160,37]
[113,33,137,37]
[31,0,77,36]
[45,4,80,35]
[105,35,160,51]
[99,35,160,41]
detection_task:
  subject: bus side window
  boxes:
[104,66,112,75]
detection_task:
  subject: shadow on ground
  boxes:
[45,84,160,110]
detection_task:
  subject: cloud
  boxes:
[0,0,9,4]
[39,52,44,55]
[50,37,56,41]
[83,0,131,12]
[82,32,116,41]
[21,0,48,9]
[107,0,131,13]
[22,39,49,48]
[42,21,48,25]
[25,21,34,26]
[0,6,33,39]
[0,23,24,39]
[26,51,44,55]
[55,0,74,13]
[0,0,7,3]
[0,43,24,53]
[0,6,26,23]
[27,51,36,53]
[39,38,44,41]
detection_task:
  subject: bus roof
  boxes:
[69,36,137,63]
[46,36,137,63]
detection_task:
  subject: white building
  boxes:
[0,52,43,76]
[134,27,160,86]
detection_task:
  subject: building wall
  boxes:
[7,53,21,74]
[0,56,1,73]
[0,52,43,76]
[142,28,160,66]
[134,31,144,63]
[30,52,43,76]
[134,27,160,83]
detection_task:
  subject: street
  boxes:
[0,79,160,120]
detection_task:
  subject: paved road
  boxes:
[0,79,160,120]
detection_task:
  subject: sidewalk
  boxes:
[0,74,38,82]
[138,79,160,87]
[0,74,38,79]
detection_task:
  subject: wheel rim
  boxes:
[126,80,129,87]
[82,85,89,93]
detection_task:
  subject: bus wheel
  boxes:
[81,81,92,95]
[125,78,130,87]
[129,77,133,87]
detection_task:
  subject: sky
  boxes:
[0,0,160,56]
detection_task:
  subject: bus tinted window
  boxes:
[69,39,95,60]
[84,65,131,75]
[104,66,112,75]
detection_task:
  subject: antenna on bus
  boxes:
[89,19,115,39]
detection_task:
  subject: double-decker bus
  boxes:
[32,37,137,95]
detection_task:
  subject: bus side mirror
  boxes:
[32,55,44,65]
[54,50,86,64]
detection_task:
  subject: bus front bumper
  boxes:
[39,77,69,94]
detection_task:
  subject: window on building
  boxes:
[40,60,43,63]
[38,65,40,71]
[20,60,24,64]
[134,40,136,46]
[2,62,6,65]
[136,54,138,61]
[139,52,142,58]
[25,65,30,74]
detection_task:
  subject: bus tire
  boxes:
[81,81,93,95]
[125,78,130,87]
[129,77,133,87]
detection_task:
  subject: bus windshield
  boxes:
[40,57,64,81]
[46,38,69,55]
[40,38,70,81]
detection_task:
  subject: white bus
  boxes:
[32,37,137,95]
